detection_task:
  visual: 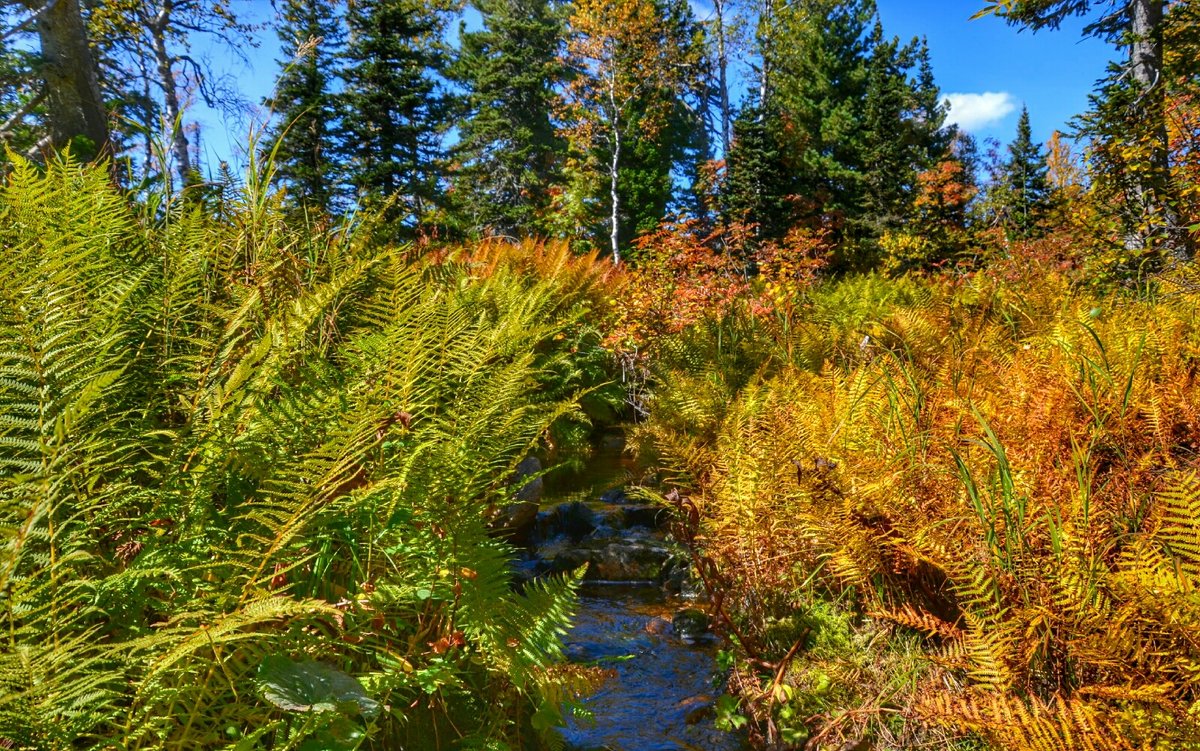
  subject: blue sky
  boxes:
[190,0,1117,173]
[872,0,1114,142]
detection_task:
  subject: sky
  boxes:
[189,0,1118,174]
[872,0,1114,142]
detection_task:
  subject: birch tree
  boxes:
[559,0,685,263]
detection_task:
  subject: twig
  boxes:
[1,0,58,43]
[0,87,47,136]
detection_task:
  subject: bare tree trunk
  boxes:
[610,126,622,265]
[756,0,773,107]
[1128,0,1190,260]
[24,0,109,159]
[714,0,732,153]
[606,74,622,265]
[150,3,192,188]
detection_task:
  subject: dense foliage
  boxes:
[3,0,1200,749]
[0,155,619,749]
[632,251,1200,748]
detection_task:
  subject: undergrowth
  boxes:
[0,155,621,750]
[8,152,1200,751]
[635,264,1200,750]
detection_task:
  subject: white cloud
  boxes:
[942,92,1019,132]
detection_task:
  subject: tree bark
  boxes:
[149,2,193,188]
[609,126,622,264]
[25,0,109,159]
[756,0,773,107]
[1127,0,1190,260]
[606,72,622,265]
[714,0,732,153]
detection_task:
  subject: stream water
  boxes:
[559,584,751,751]
[535,439,751,751]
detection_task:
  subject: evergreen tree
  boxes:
[860,23,913,229]
[449,0,565,238]
[618,0,709,243]
[722,104,798,244]
[984,0,1190,258]
[1001,106,1051,238]
[4,0,109,160]
[860,33,948,236]
[769,0,873,218]
[912,40,950,163]
[342,0,453,230]
[747,0,950,268]
[263,0,347,213]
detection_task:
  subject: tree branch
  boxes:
[0,85,47,135]
[2,0,58,43]
[22,132,51,160]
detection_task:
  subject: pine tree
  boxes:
[984,0,1190,258]
[449,0,565,238]
[6,0,109,160]
[746,0,950,268]
[1001,106,1051,239]
[912,40,950,164]
[342,0,453,230]
[769,0,873,217]
[860,33,948,237]
[860,22,913,229]
[263,0,347,213]
[722,104,797,244]
[618,0,709,242]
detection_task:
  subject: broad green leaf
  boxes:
[257,655,379,718]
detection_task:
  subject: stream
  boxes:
[524,439,751,751]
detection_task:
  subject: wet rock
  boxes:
[598,432,626,451]
[675,696,715,725]
[490,456,544,541]
[539,531,674,581]
[620,504,670,529]
[514,456,545,502]
[645,616,671,635]
[671,608,711,645]
[508,556,541,584]
[679,575,707,600]
[599,487,630,505]
[535,501,597,543]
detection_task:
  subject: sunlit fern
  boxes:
[0,155,613,749]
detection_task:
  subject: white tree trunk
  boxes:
[151,4,192,189]
[607,74,622,265]
[715,0,732,152]
[610,127,621,264]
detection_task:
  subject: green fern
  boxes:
[0,155,614,749]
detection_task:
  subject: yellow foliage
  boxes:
[639,266,1200,747]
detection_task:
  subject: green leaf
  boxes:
[529,700,564,732]
[257,655,379,718]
